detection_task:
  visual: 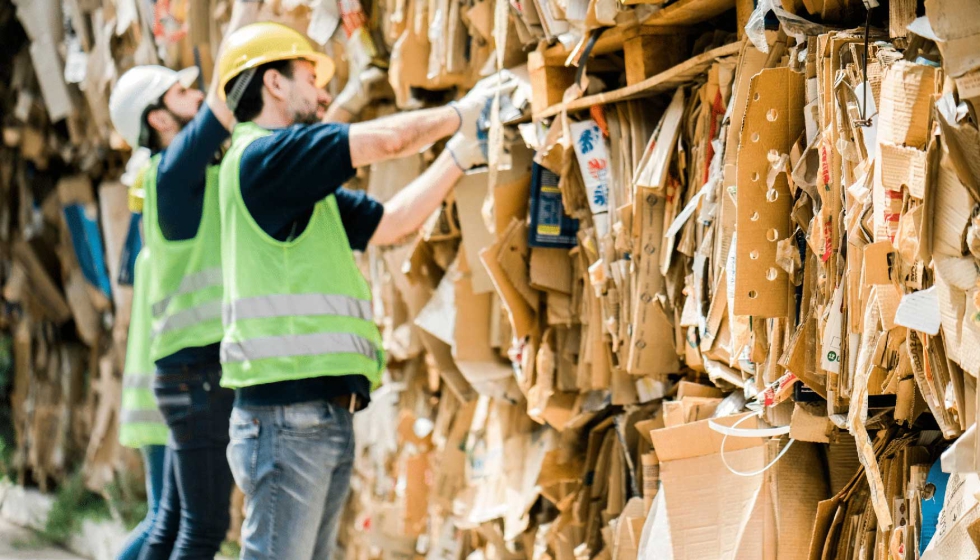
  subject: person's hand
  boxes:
[446,133,487,171]
[334,66,386,116]
[450,70,518,140]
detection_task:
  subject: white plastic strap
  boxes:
[708,411,795,477]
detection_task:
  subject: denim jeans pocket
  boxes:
[279,402,336,437]
[154,382,199,446]
[227,411,260,495]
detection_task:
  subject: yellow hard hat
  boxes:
[216,22,335,101]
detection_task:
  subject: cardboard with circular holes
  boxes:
[734,66,805,317]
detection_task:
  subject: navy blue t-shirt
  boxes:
[239,123,384,246]
[235,122,385,405]
[154,105,229,369]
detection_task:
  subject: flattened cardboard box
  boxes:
[650,413,767,560]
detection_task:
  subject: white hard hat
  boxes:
[109,65,200,149]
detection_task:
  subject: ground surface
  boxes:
[0,518,86,560]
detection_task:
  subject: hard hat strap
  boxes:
[227,67,257,114]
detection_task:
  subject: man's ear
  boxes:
[263,69,288,101]
[145,108,174,135]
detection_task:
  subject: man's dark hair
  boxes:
[224,59,295,123]
[140,98,166,151]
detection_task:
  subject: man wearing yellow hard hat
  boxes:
[214,21,509,559]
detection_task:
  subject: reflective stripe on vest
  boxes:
[151,267,223,317]
[221,332,378,363]
[223,293,372,324]
[152,300,223,338]
[120,246,170,448]
[156,394,192,407]
[122,374,154,390]
[120,407,166,425]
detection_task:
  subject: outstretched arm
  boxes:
[369,151,463,245]
[348,73,515,168]
[207,0,263,130]
[348,106,460,168]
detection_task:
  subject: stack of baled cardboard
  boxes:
[344,0,980,559]
[3,0,980,558]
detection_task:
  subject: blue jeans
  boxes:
[140,366,236,560]
[227,400,355,560]
[117,445,174,560]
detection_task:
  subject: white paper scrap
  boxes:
[894,286,942,335]
[821,285,844,373]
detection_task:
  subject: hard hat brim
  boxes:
[218,52,336,101]
[176,67,200,89]
[311,53,336,90]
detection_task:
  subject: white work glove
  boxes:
[334,66,386,116]
[450,70,518,140]
[447,132,488,171]
[447,123,522,171]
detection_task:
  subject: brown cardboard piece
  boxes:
[931,157,973,263]
[650,412,766,462]
[368,153,424,203]
[633,89,686,193]
[789,403,831,443]
[771,440,828,560]
[388,0,464,108]
[455,172,496,294]
[890,0,918,38]
[676,381,724,400]
[11,240,71,324]
[719,42,767,271]
[404,453,430,535]
[65,269,100,346]
[624,34,688,87]
[877,62,937,150]
[935,95,980,200]
[454,274,523,401]
[27,38,73,122]
[863,241,896,286]
[481,219,537,340]
[415,267,457,346]
[878,142,929,199]
[530,248,573,294]
[626,189,675,376]
[934,257,977,369]
[651,413,767,560]
[924,0,980,79]
[492,142,534,235]
[528,51,576,116]
[495,217,538,309]
[734,67,804,317]
[626,294,680,376]
[662,397,722,427]
[421,330,478,403]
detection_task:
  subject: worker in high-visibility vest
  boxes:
[116,171,174,560]
[107,2,261,558]
[215,22,511,559]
